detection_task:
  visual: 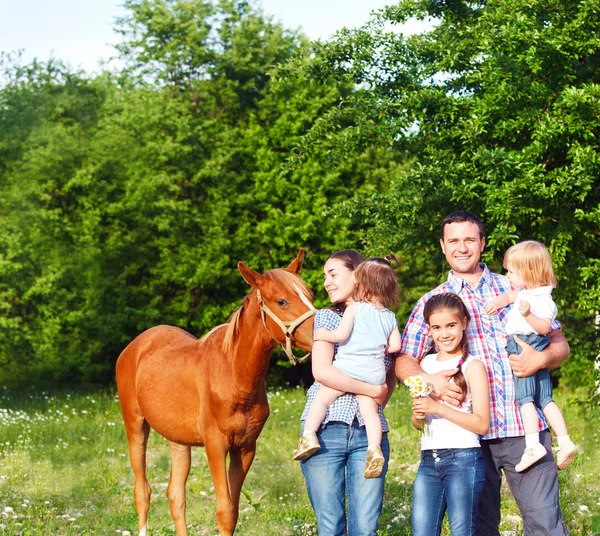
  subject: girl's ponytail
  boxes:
[452,330,470,398]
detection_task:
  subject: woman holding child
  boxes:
[297,250,398,536]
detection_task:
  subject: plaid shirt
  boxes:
[400,264,561,440]
[300,308,392,432]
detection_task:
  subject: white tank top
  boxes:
[419,353,481,450]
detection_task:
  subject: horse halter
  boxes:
[255,289,316,365]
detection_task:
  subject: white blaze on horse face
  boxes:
[294,285,315,311]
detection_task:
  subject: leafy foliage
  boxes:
[1,0,598,391]
[0,1,399,383]
[288,0,600,389]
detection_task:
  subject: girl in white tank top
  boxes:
[411,293,490,536]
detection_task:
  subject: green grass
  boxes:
[0,384,597,535]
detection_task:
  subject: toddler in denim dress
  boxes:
[485,240,577,472]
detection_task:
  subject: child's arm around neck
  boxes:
[313,303,356,343]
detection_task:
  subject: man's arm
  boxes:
[510,330,569,377]
[395,353,462,403]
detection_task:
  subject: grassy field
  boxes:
[0,383,598,535]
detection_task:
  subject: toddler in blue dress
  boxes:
[293,256,401,478]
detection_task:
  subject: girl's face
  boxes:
[323,258,357,306]
[428,309,468,357]
[505,262,527,290]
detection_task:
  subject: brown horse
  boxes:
[116,250,315,535]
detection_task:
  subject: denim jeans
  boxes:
[412,447,485,536]
[300,421,389,536]
[507,333,553,409]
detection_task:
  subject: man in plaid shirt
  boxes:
[396,211,569,535]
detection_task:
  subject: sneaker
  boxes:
[293,432,320,461]
[556,440,578,470]
[364,445,385,479]
[515,443,547,472]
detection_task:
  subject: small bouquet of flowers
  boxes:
[404,375,433,436]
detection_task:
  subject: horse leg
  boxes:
[228,442,256,522]
[205,439,235,536]
[167,441,192,536]
[125,418,152,536]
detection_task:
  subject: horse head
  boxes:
[238,249,315,362]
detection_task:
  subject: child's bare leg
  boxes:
[357,395,385,478]
[520,402,541,436]
[542,400,577,469]
[515,401,547,472]
[304,385,345,433]
[542,401,568,436]
[356,395,381,446]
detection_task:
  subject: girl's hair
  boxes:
[423,293,470,397]
[504,241,557,288]
[353,255,400,309]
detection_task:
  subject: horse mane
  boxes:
[222,306,244,355]
[219,268,313,355]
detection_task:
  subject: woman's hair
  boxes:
[504,240,557,288]
[327,249,365,272]
[423,293,470,396]
[326,250,365,312]
[353,255,400,309]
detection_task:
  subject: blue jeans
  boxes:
[412,447,485,536]
[300,421,389,536]
[507,333,553,409]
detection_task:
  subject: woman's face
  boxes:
[323,258,356,305]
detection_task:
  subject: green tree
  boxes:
[0,1,399,383]
[287,0,600,389]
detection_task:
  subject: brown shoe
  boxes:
[557,440,578,470]
[364,445,385,479]
[293,432,320,461]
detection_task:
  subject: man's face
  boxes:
[440,221,485,276]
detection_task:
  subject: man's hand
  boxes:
[426,370,463,407]
[519,300,531,317]
[510,336,543,377]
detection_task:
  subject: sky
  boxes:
[0,0,408,74]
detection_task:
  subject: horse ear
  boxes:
[287,248,305,274]
[238,262,265,288]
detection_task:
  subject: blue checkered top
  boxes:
[300,308,392,432]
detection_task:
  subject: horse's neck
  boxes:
[230,299,275,391]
